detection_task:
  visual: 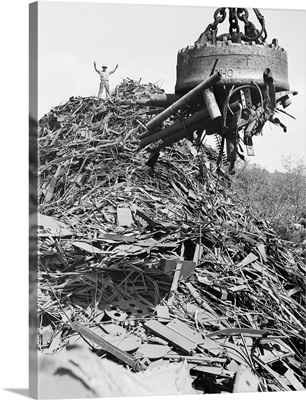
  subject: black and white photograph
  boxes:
[1,0,306,399]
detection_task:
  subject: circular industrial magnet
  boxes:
[176,41,289,94]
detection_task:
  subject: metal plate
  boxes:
[107,335,142,352]
[101,323,126,337]
[96,324,141,352]
[137,344,171,359]
[105,300,149,321]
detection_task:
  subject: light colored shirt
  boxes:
[94,63,118,82]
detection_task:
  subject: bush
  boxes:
[232,156,306,242]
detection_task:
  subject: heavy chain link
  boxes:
[204,8,226,43]
[237,8,267,42]
[214,7,227,25]
[229,8,240,34]
[237,8,249,25]
[253,8,267,41]
[204,7,267,43]
[237,8,258,40]
[229,8,240,42]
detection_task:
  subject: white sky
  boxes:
[0,1,306,399]
[36,0,306,172]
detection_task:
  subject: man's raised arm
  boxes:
[93,61,99,74]
[109,63,119,75]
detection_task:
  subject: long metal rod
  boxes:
[155,118,223,151]
[140,109,211,146]
[145,71,222,131]
[202,88,222,120]
[140,100,240,148]
[136,93,182,107]
[71,321,142,371]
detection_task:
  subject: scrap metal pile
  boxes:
[37,78,305,395]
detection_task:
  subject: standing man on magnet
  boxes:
[94,62,118,99]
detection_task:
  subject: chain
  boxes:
[229,8,240,36]
[203,7,267,44]
[204,8,226,43]
[214,7,227,25]
[237,8,267,42]
[253,8,267,41]
[237,8,249,26]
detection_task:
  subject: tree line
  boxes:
[231,155,306,244]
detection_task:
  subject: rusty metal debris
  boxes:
[36,77,305,395]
